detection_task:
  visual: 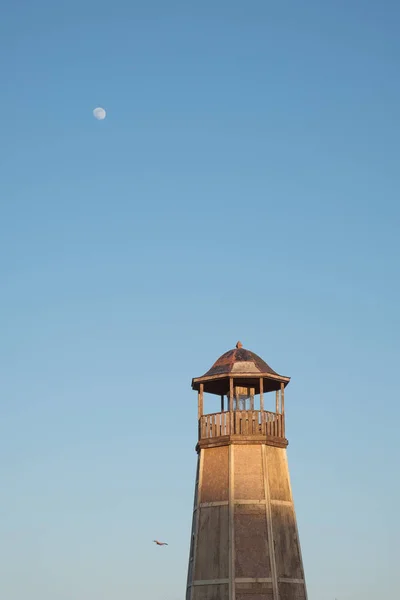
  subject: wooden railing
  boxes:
[199,410,284,440]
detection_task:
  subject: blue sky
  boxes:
[1,1,400,599]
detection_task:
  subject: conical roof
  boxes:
[192,342,290,395]
[202,342,279,377]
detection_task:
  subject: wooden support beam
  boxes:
[228,444,236,600]
[229,378,234,412]
[192,579,229,586]
[259,378,264,412]
[199,501,228,508]
[189,451,204,600]
[198,384,204,420]
[275,390,279,414]
[191,576,305,586]
[221,394,224,412]
[236,578,272,584]
[234,499,265,505]
[262,445,279,600]
[280,382,285,437]
[197,499,293,507]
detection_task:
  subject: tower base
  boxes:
[186,443,307,600]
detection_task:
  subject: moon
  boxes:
[93,107,106,120]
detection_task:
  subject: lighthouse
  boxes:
[186,342,308,600]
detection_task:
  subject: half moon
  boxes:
[93,107,106,120]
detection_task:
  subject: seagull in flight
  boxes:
[153,540,168,546]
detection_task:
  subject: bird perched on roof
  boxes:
[153,540,168,546]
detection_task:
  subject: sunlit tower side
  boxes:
[186,342,308,600]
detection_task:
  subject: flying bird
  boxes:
[153,540,168,546]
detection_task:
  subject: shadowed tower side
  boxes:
[186,342,308,600]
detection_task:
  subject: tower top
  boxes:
[192,343,290,395]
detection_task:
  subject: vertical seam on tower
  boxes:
[229,444,236,600]
[262,445,279,600]
[186,457,200,596]
[190,450,204,600]
[283,451,308,600]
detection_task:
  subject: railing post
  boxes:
[235,410,240,435]
[281,382,285,437]
[201,416,205,439]
[216,412,220,437]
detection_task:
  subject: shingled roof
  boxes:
[192,342,290,395]
[202,344,279,378]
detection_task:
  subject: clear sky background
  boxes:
[1,1,400,599]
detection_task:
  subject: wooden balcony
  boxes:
[199,409,285,441]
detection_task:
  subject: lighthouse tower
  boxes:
[186,343,307,600]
